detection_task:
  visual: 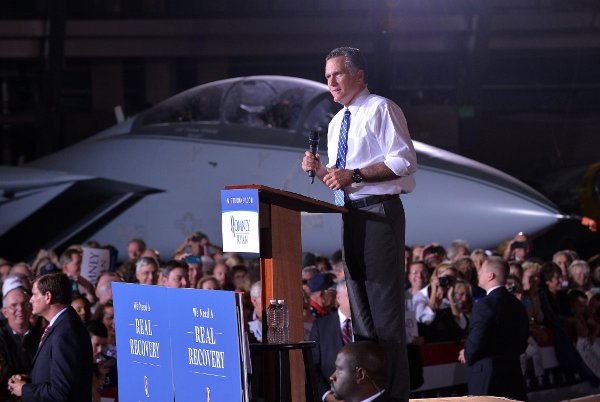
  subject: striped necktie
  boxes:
[334,109,351,206]
[39,325,51,348]
[342,318,353,344]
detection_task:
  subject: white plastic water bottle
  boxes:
[266,299,278,343]
[278,299,289,343]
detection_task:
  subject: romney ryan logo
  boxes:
[230,216,251,245]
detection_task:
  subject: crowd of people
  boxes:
[1,230,600,401]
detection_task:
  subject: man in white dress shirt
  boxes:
[302,46,417,402]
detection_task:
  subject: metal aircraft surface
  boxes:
[0,76,566,261]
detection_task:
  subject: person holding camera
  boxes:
[504,232,533,261]
[172,232,223,260]
[506,274,546,383]
[413,264,467,343]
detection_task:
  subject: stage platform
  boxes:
[410,395,600,402]
[411,398,525,402]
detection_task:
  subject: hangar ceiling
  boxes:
[1,0,599,193]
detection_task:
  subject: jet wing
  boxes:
[0,166,162,261]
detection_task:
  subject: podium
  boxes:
[223,185,345,401]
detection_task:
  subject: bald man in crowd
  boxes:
[458,256,529,401]
[329,341,388,402]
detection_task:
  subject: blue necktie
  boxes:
[334,109,351,206]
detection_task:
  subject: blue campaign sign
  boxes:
[168,288,243,402]
[112,283,174,402]
[221,188,260,253]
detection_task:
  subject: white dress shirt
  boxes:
[49,306,68,326]
[362,389,385,402]
[326,87,417,200]
[486,285,503,295]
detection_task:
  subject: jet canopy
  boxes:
[134,76,340,137]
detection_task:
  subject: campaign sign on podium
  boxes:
[169,288,243,402]
[112,283,173,401]
[221,188,260,253]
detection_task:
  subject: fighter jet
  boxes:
[0,76,566,261]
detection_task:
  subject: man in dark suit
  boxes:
[311,280,352,401]
[7,272,93,401]
[458,256,529,401]
[329,341,388,402]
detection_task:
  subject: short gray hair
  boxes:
[201,255,215,271]
[569,260,590,279]
[447,239,469,259]
[136,256,158,273]
[250,281,261,299]
[326,47,368,84]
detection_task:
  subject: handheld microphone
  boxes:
[308,129,320,184]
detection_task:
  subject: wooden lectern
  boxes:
[224,185,345,402]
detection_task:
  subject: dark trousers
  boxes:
[342,197,409,401]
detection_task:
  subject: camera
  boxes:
[510,241,527,251]
[506,283,520,293]
[438,276,454,288]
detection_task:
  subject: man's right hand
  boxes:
[458,349,466,364]
[302,151,323,175]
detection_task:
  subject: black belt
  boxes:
[345,194,399,209]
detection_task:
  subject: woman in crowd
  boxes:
[197,275,221,290]
[522,260,542,292]
[92,300,117,357]
[453,279,473,323]
[568,260,591,293]
[539,262,570,321]
[509,260,523,282]
[212,263,233,290]
[539,262,599,385]
[71,294,92,323]
[413,263,467,342]
[453,257,485,301]
[470,249,487,272]
[507,274,545,382]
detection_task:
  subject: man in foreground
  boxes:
[329,341,388,402]
[8,272,92,401]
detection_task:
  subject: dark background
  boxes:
[2,0,599,258]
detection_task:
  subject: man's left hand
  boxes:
[8,374,28,396]
[324,168,353,190]
[458,349,466,364]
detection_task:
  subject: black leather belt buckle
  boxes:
[346,194,398,209]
